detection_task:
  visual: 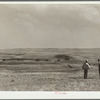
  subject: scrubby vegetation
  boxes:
[0,48,99,91]
[54,54,72,61]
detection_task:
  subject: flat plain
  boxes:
[0,48,100,91]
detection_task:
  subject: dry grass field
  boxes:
[0,48,100,91]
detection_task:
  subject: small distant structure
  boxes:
[36,59,39,61]
[45,59,48,61]
[2,59,5,61]
[57,59,60,61]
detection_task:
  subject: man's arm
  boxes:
[86,63,91,68]
[82,63,85,69]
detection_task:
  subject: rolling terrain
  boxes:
[0,48,99,91]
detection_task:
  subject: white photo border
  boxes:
[0,1,100,99]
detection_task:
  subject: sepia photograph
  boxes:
[0,3,100,92]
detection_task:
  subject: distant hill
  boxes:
[0,48,99,65]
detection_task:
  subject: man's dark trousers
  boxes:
[99,65,100,78]
[84,69,88,79]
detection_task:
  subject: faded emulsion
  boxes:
[0,4,99,91]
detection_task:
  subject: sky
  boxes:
[0,4,100,49]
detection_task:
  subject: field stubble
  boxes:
[0,63,99,91]
[0,48,100,91]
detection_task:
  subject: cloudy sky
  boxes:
[0,4,100,49]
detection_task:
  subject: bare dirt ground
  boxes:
[0,48,100,91]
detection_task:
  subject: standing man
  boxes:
[98,59,100,79]
[82,60,91,79]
